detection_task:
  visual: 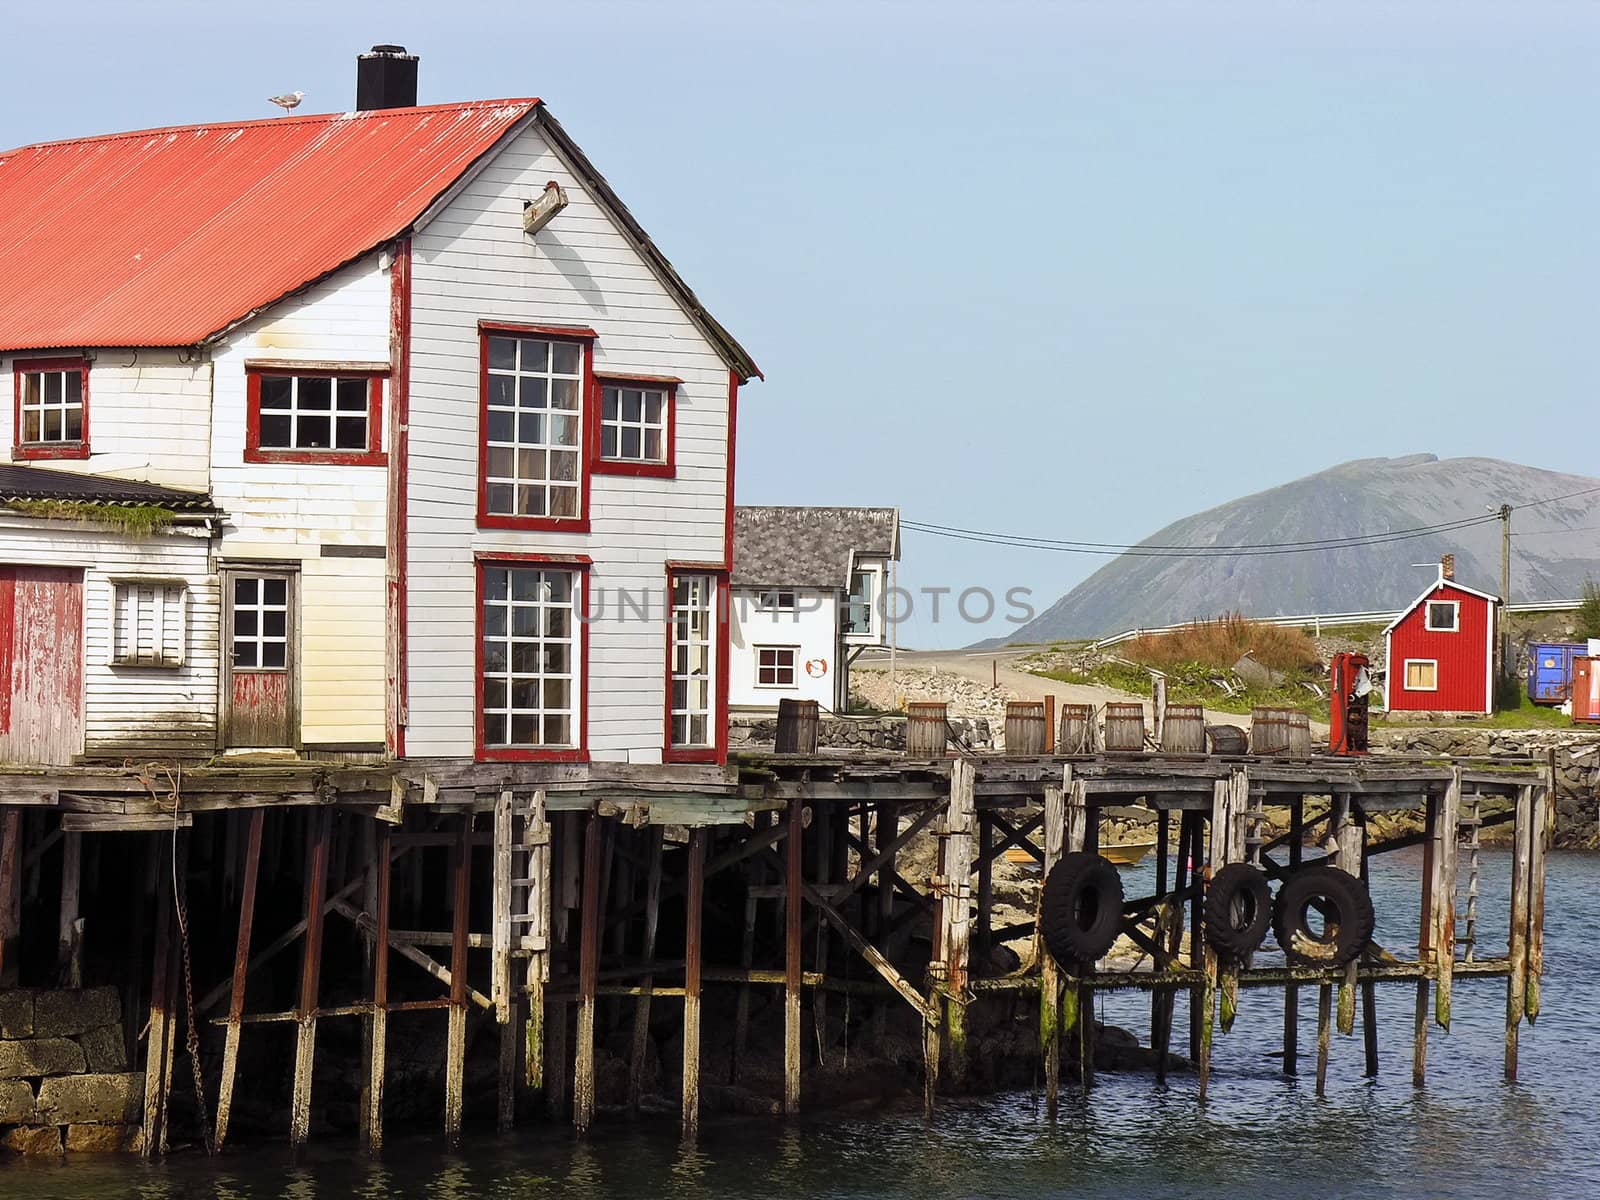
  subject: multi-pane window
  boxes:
[111,580,187,668]
[481,566,581,750]
[756,590,796,613]
[670,575,716,749]
[756,646,797,687]
[599,384,668,463]
[251,372,379,459]
[484,334,584,522]
[17,361,86,449]
[1404,660,1438,691]
[232,577,289,669]
[843,568,877,637]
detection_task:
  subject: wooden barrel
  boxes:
[1160,704,1206,753]
[1249,706,1294,755]
[1207,724,1248,755]
[775,698,819,754]
[905,702,949,757]
[1285,710,1312,756]
[1004,701,1048,756]
[1103,702,1146,751]
[1058,703,1095,754]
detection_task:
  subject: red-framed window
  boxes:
[245,368,386,465]
[475,554,590,762]
[13,357,90,461]
[593,374,678,478]
[478,323,595,532]
[664,566,728,764]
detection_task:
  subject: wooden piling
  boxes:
[1527,765,1552,1022]
[56,830,82,986]
[630,825,665,1108]
[141,835,177,1160]
[784,796,804,1116]
[1414,793,1438,1087]
[0,809,20,986]
[1040,781,1064,1117]
[214,809,264,1152]
[289,810,332,1158]
[682,827,706,1141]
[493,790,518,1134]
[524,788,551,1091]
[364,822,391,1155]
[943,759,977,1087]
[1315,983,1332,1098]
[574,812,603,1133]
[444,814,473,1148]
[1505,784,1533,1082]
[1332,796,1362,1036]
[1434,770,1460,1030]
[1283,797,1302,1076]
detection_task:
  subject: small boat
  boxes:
[1002,839,1157,868]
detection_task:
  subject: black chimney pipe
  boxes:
[356,45,418,111]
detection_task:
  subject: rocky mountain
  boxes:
[1004,455,1600,642]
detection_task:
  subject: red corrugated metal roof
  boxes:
[0,100,539,352]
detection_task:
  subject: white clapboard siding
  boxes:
[406,122,733,762]
[208,253,393,747]
[0,352,212,492]
[0,516,218,758]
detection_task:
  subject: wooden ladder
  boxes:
[1456,795,1482,963]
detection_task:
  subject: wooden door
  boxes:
[223,570,296,749]
[0,566,85,766]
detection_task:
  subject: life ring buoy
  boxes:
[1271,865,1375,967]
[1202,863,1272,958]
[1040,852,1125,968]
[805,658,828,678]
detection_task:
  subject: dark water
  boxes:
[8,850,1599,1200]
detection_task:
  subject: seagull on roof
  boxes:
[267,91,305,114]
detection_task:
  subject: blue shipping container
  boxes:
[1527,641,1587,704]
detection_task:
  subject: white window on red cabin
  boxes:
[1425,601,1459,632]
[670,575,717,749]
[480,566,581,750]
[483,334,584,522]
[1404,659,1438,691]
[756,646,797,687]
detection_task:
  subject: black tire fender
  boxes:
[1041,851,1126,970]
[1271,864,1376,967]
[1203,862,1273,958]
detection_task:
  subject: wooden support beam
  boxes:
[784,794,804,1117]
[363,822,391,1155]
[975,813,993,962]
[523,789,550,1090]
[630,825,665,1109]
[1315,982,1332,1098]
[492,790,516,1134]
[1332,797,1363,1037]
[1413,793,1438,1087]
[444,814,472,1148]
[1185,811,1204,1065]
[574,813,603,1133]
[1283,797,1302,1077]
[56,830,82,987]
[943,758,977,1088]
[1434,769,1461,1030]
[290,810,333,1158]
[1526,764,1552,1023]
[214,809,265,1152]
[1062,772,1094,1093]
[1505,784,1533,1082]
[682,827,706,1141]
[1040,781,1064,1118]
[141,835,177,1160]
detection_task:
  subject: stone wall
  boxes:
[729,712,998,754]
[1372,728,1600,848]
[0,987,142,1156]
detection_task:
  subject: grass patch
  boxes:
[1299,621,1387,644]
[8,500,177,536]
[1032,659,1329,719]
[1123,612,1318,674]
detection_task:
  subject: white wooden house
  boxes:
[728,507,899,712]
[0,48,758,768]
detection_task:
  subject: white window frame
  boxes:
[108,577,188,668]
[599,382,669,464]
[230,574,291,671]
[484,334,585,521]
[1402,658,1439,693]
[480,566,582,750]
[755,645,800,689]
[1424,601,1460,632]
[842,563,883,643]
[669,574,718,749]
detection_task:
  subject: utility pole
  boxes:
[1499,503,1513,686]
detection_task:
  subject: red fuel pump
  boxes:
[1330,652,1371,755]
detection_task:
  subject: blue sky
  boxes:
[6,2,1595,645]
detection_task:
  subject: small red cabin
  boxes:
[1382,556,1498,716]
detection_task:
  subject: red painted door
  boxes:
[223,570,295,748]
[0,566,84,765]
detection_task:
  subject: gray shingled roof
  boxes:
[733,506,899,590]
[0,464,215,510]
